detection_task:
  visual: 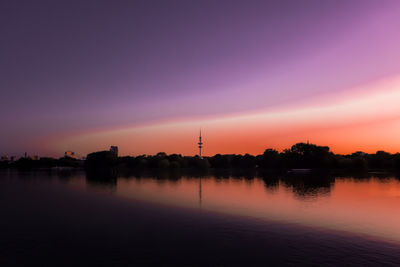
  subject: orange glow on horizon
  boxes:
[47,75,400,157]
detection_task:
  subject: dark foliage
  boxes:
[0,156,82,169]
[3,142,400,171]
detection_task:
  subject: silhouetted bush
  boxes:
[257,149,280,169]
[349,157,368,172]
[280,143,334,169]
[209,154,232,168]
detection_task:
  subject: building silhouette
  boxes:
[110,146,118,157]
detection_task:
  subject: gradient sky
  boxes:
[2,0,400,157]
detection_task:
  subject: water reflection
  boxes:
[77,170,400,244]
[2,169,400,266]
[279,173,334,199]
[85,169,117,192]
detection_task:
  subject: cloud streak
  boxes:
[51,75,400,156]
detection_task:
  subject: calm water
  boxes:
[1,170,400,266]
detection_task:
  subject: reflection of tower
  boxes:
[199,177,202,207]
[198,129,203,158]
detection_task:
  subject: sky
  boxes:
[1,0,400,157]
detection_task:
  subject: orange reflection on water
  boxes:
[114,175,400,243]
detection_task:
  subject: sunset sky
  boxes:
[2,0,400,157]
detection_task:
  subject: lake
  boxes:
[1,169,400,266]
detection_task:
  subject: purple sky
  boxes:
[2,0,400,156]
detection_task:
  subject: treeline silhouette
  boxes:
[0,157,81,170]
[3,142,400,171]
[84,142,400,171]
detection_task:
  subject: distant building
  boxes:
[10,156,17,162]
[31,155,39,160]
[110,146,118,157]
[64,151,76,159]
[1,156,9,162]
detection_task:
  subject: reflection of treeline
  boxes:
[0,157,83,170]
[83,169,337,199]
[84,142,400,171]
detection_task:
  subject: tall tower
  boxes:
[198,129,203,158]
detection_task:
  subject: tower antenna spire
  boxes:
[198,129,203,158]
